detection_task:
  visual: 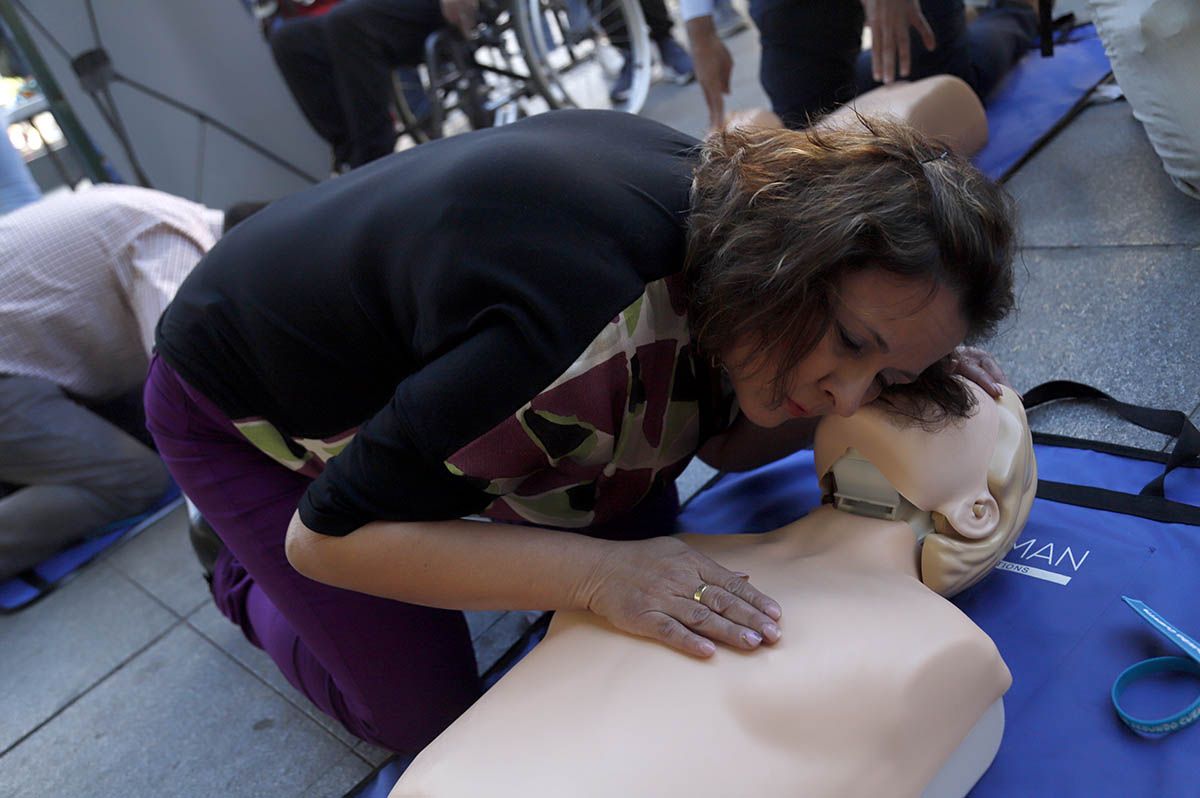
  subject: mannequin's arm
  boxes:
[698,413,818,471]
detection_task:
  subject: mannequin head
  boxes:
[813,380,1036,596]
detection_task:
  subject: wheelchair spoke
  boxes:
[396,0,651,140]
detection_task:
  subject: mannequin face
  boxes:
[816,381,1001,536]
[813,382,1037,595]
[723,269,967,428]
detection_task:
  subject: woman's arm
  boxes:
[285,511,784,658]
[285,513,607,612]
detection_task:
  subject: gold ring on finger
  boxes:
[693,583,712,603]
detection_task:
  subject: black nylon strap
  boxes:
[1038,480,1200,527]
[1023,381,1200,498]
[1032,431,1173,465]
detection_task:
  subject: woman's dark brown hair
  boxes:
[684,116,1016,422]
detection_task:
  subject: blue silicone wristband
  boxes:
[1111,656,1200,736]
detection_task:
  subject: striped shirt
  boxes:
[0,184,223,400]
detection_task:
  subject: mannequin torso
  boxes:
[392,506,1011,798]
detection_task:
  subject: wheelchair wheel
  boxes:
[392,66,435,146]
[418,6,555,139]
[513,0,652,115]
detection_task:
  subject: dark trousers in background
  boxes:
[640,0,678,42]
[269,0,444,168]
[0,375,171,581]
[749,0,1038,128]
[599,0,678,51]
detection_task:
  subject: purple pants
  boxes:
[143,355,679,753]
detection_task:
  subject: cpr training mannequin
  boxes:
[729,74,990,158]
[390,381,1037,798]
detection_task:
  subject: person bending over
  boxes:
[0,186,262,581]
[147,108,1016,755]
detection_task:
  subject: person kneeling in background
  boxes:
[0,185,264,581]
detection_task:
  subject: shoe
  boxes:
[186,499,224,582]
[712,0,749,38]
[610,51,635,103]
[655,36,695,85]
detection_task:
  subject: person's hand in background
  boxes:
[862,0,936,83]
[687,16,734,131]
[441,0,479,36]
[951,345,1014,399]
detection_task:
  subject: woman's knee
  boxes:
[304,605,483,753]
[349,670,482,754]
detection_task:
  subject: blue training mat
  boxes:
[676,430,1200,797]
[0,483,183,612]
[345,757,412,798]
[973,24,1112,181]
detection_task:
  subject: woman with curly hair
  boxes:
[146,106,1015,755]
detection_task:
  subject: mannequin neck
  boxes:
[766,505,922,581]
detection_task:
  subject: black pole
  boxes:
[0,1,110,183]
[1039,0,1054,57]
[118,73,320,184]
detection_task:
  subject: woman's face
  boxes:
[723,269,968,428]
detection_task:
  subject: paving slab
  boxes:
[186,599,368,753]
[0,562,176,754]
[981,244,1200,450]
[354,738,396,769]
[188,598,532,760]
[1005,101,1200,248]
[464,609,507,640]
[678,459,719,504]
[0,624,357,798]
[105,505,211,617]
[473,610,544,676]
[303,747,378,798]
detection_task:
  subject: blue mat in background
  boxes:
[0,483,183,612]
[974,24,1112,181]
